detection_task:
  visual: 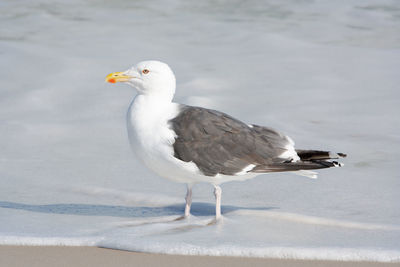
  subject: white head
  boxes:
[106,60,176,100]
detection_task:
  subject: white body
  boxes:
[127,94,260,185]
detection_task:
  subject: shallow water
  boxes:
[1,0,400,262]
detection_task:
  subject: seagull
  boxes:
[106,60,346,220]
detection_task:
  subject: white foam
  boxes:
[2,233,399,262]
[0,236,99,247]
[1,235,399,262]
[234,210,400,231]
[294,170,318,179]
[100,243,400,262]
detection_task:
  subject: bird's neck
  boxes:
[129,93,177,122]
[137,84,175,103]
[133,93,174,106]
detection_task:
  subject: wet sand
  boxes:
[1,246,399,267]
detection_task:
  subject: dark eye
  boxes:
[142,69,149,74]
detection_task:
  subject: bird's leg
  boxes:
[214,185,222,220]
[184,184,193,217]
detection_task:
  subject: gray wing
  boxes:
[169,105,301,176]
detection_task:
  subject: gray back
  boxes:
[169,105,293,176]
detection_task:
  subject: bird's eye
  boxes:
[142,69,149,74]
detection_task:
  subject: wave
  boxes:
[234,210,400,231]
[1,235,398,262]
[100,243,400,263]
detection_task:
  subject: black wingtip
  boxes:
[337,153,347,158]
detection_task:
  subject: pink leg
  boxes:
[214,185,222,219]
[184,184,193,217]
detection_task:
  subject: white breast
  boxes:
[126,95,203,183]
[127,95,176,151]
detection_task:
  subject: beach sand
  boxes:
[0,246,398,267]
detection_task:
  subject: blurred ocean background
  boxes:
[1,0,400,262]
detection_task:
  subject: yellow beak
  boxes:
[105,72,133,83]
